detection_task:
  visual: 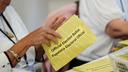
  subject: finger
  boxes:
[52,16,66,30]
[41,36,51,46]
[46,29,62,39]
[64,15,72,21]
[44,33,58,44]
[43,16,57,29]
[46,10,64,27]
[52,31,62,39]
[47,17,58,29]
[45,13,61,29]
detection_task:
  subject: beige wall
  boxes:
[48,0,77,12]
[11,0,48,31]
[11,0,76,31]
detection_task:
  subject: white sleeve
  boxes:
[4,5,29,40]
[96,0,123,30]
[0,52,12,72]
[80,0,123,31]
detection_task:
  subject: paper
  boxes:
[73,56,113,72]
[119,40,128,45]
[110,47,128,72]
[66,47,128,72]
[42,15,96,71]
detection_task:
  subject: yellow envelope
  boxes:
[119,40,128,45]
[42,15,96,71]
[73,56,113,72]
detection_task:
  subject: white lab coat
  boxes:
[78,0,123,61]
[116,0,128,20]
[0,5,36,72]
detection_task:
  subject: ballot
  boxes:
[66,47,128,72]
[42,15,96,71]
[110,47,128,72]
[119,40,128,45]
[73,56,113,72]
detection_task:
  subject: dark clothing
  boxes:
[69,58,89,69]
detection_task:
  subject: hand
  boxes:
[44,3,77,30]
[106,19,128,39]
[23,27,61,46]
[7,21,61,67]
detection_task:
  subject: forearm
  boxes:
[5,37,31,67]
[106,19,128,39]
[4,26,60,67]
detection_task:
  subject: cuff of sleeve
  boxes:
[4,52,13,67]
[0,52,12,72]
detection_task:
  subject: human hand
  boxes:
[7,24,61,67]
[8,27,61,67]
[22,27,61,46]
[44,3,77,30]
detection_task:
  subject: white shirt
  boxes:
[0,6,36,72]
[78,0,123,61]
[116,0,128,20]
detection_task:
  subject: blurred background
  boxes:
[11,0,76,31]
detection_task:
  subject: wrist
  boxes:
[8,50,21,62]
[10,38,31,57]
[5,51,17,67]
